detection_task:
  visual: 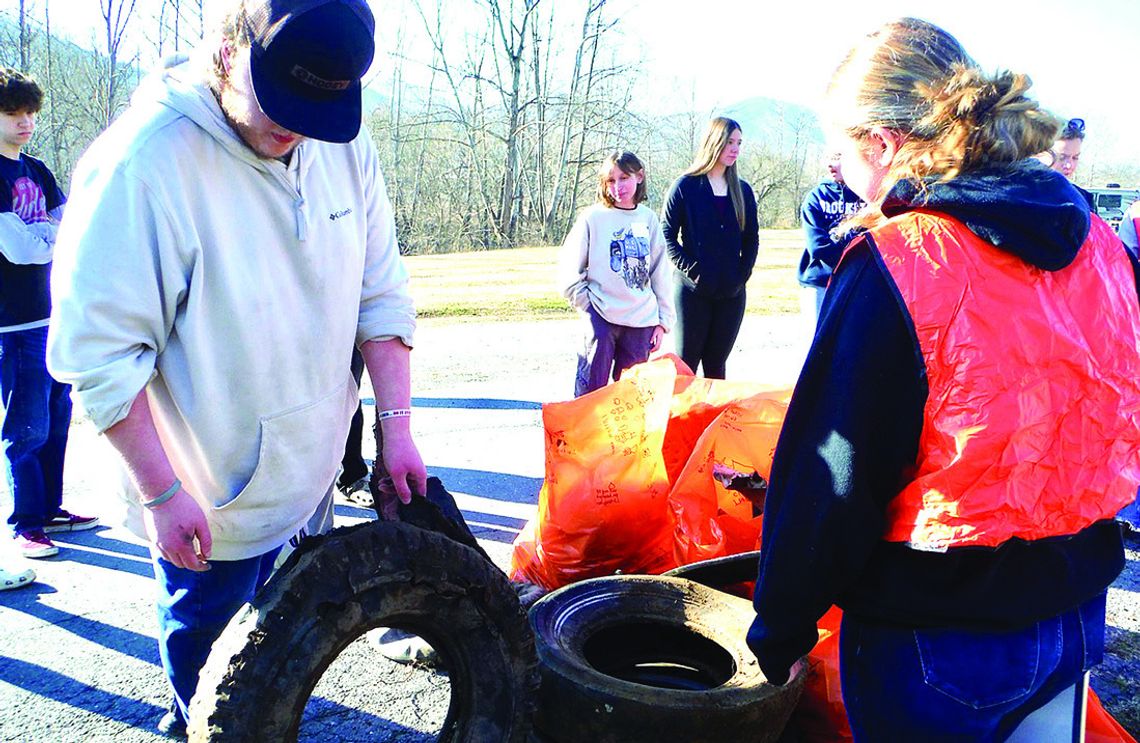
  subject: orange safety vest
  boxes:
[871,210,1140,551]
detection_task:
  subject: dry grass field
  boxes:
[406,228,805,319]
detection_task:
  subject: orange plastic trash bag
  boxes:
[668,384,791,566]
[510,355,793,590]
[510,358,678,589]
[1087,688,1137,743]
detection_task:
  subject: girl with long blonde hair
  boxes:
[661,117,759,379]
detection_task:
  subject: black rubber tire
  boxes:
[663,550,762,600]
[187,519,538,742]
[529,575,806,743]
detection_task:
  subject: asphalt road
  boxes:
[1,316,1136,740]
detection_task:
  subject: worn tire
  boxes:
[188,520,538,742]
[529,575,806,743]
[663,550,762,600]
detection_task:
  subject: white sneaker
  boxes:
[369,627,440,667]
[0,564,35,591]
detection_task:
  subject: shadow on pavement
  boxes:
[47,528,154,578]
[0,655,164,729]
[427,466,541,505]
[336,467,540,511]
[301,696,440,741]
[50,526,152,557]
[1,583,159,664]
[410,396,543,410]
[466,521,524,545]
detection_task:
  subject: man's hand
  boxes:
[105,391,213,570]
[142,489,212,571]
[359,337,426,520]
[649,324,667,353]
[375,428,427,520]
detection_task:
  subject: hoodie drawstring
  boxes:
[295,197,307,241]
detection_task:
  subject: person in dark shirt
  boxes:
[748,18,1140,740]
[661,117,759,379]
[796,153,865,328]
[0,68,98,564]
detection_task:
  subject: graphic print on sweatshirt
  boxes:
[7,176,49,224]
[608,221,651,291]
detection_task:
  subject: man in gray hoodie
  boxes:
[47,1,425,736]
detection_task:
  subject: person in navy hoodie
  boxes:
[0,68,97,562]
[749,18,1140,740]
[796,153,865,328]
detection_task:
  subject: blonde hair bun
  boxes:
[829,18,1062,192]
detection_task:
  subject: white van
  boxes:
[1087,185,1140,229]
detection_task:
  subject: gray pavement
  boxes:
[1,316,1136,740]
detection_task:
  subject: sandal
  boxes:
[0,564,36,591]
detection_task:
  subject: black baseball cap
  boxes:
[245,0,375,143]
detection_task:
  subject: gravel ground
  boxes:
[0,314,1136,738]
[1099,535,1140,733]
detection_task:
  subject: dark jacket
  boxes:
[661,173,759,298]
[797,180,864,288]
[1074,183,1097,211]
[0,153,64,327]
[748,160,1137,684]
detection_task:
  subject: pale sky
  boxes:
[623,0,1140,170]
[8,0,1139,172]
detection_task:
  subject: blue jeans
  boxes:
[1,326,72,533]
[153,548,281,721]
[839,594,1106,742]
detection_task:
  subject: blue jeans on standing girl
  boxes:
[839,593,1106,741]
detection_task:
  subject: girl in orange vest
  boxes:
[748,18,1140,741]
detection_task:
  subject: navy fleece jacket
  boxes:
[661,174,759,298]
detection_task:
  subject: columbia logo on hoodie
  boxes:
[329,208,353,221]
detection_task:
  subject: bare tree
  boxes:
[543,0,606,240]
[412,0,502,247]
[481,0,543,242]
[561,1,607,237]
[527,2,553,225]
[18,0,34,71]
[99,0,139,126]
[42,0,62,172]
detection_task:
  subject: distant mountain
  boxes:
[362,85,389,115]
[719,96,826,149]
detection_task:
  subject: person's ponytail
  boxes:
[909,65,1060,181]
[828,17,1063,223]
